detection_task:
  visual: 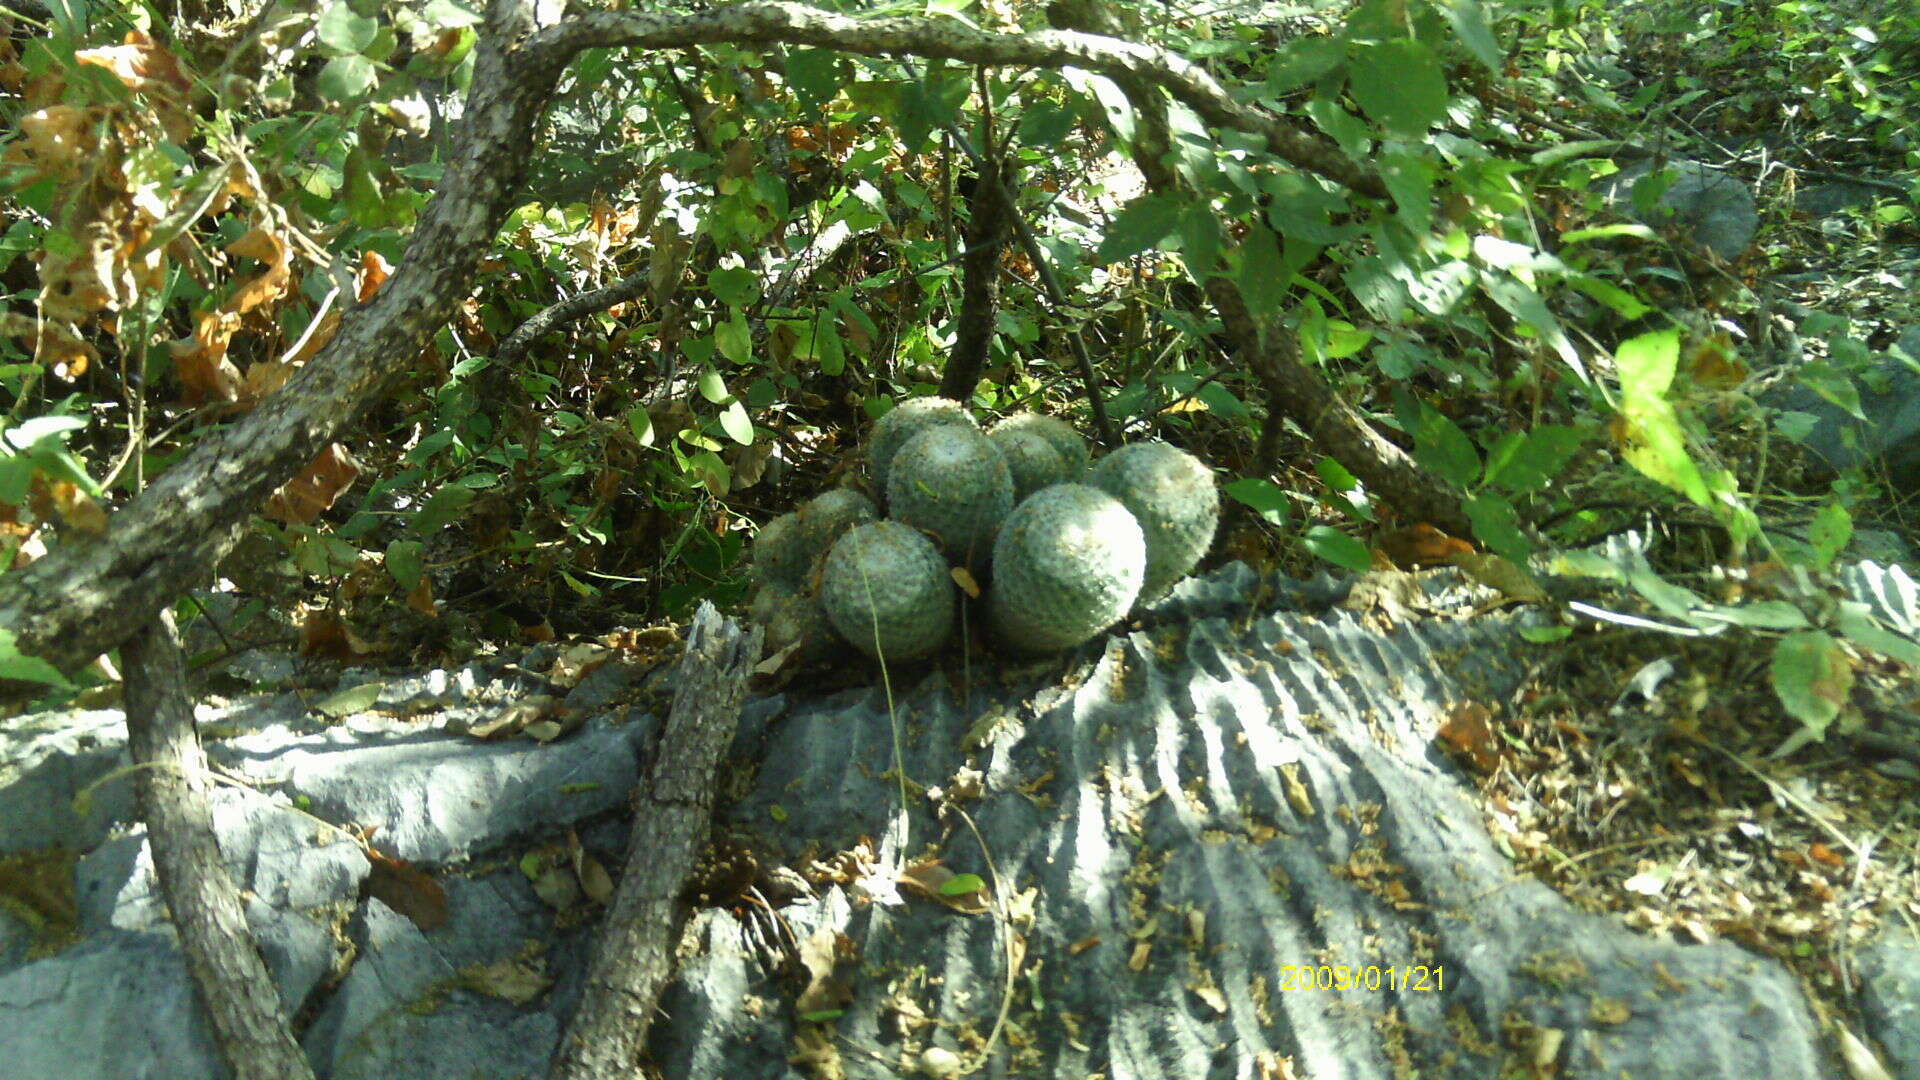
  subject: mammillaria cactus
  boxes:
[1087,441,1219,603]
[794,487,878,566]
[987,484,1146,655]
[886,424,1015,569]
[989,412,1089,475]
[987,426,1071,502]
[868,397,979,497]
[750,511,811,589]
[820,521,956,662]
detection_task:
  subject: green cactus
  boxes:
[821,521,956,663]
[989,412,1089,475]
[887,424,1015,568]
[987,426,1071,502]
[795,487,878,565]
[751,511,811,589]
[1087,441,1218,602]
[987,484,1145,655]
[868,397,978,496]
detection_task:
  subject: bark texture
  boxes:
[938,153,1011,403]
[548,602,761,1080]
[123,609,316,1080]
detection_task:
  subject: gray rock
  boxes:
[1858,929,1920,1079]
[675,569,1833,1078]
[1602,159,1758,259]
[1796,180,1882,219]
[1766,323,1920,491]
[7,563,1917,1079]
[0,709,138,857]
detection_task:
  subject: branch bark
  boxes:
[123,609,316,1080]
[540,3,1384,199]
[938,151,1011,403]
[547,603,760,1080]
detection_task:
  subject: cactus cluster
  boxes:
[745,397,1218,666]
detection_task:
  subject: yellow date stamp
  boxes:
[1277,965,1445,992]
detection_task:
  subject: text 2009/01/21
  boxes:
[1277,965,1445,993]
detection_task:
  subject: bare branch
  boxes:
[535,3,1385,199]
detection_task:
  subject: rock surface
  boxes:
[3,561,1917,1078]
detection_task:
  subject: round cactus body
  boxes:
[1087,441,1219,602]
[988,426,1071,502]
[751,512,811,589]
[987,484,1146,655]
[821,521,956,663]
[886,425,1015,568]
[795,487,878,563]
[989,412,1089,475]
[868,397,979,496]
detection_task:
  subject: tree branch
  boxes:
[547,603,760,1080]
[536,3,1385,199]
[124,609,316,1080]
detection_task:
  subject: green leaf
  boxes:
[1194,382,1247,419]
[1304,526,1373,572]
[1224,477,1290,525]
[1690,600,1810,631]
[1615,331,1710,506]
[1017,101,1074,146]
[714,316,752,364]
[1439,0,1502,72]
[386,539,425,590]
[688,451,730,497]
[1808,502,1852,568]
[1414,409,1479,487]
[421,0,483,27]
[720,400,754,446]
[1379,152,1435,234]
[1096,195,1184,263]
[2,414,85,449]
[1348,40,1448,136]
[708,267,760,309]
[412,484,477,533]
[938,873,986,897]
[1266,36,1347,94]
[343,147,387,228]
[1833,602,1920,667]
[1769,631,1851,737]
[1484,425,1584,492]
[1616,329,1680,396]
[316,55,377,102]
[1464,494,1530,563]
[1234,225,1286,318]
[314,682,385,718]
[0,627,70,688]
[785,48,842,108]
[1176,204,1222,274]
[1519,625,1573,643]
[626,405,655,447]
[318,2,378,53]
[1567,274,1651,319]
[698,367,730,404]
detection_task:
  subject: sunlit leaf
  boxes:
[1348,40,1448,136]
[1304,526,1372,572]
